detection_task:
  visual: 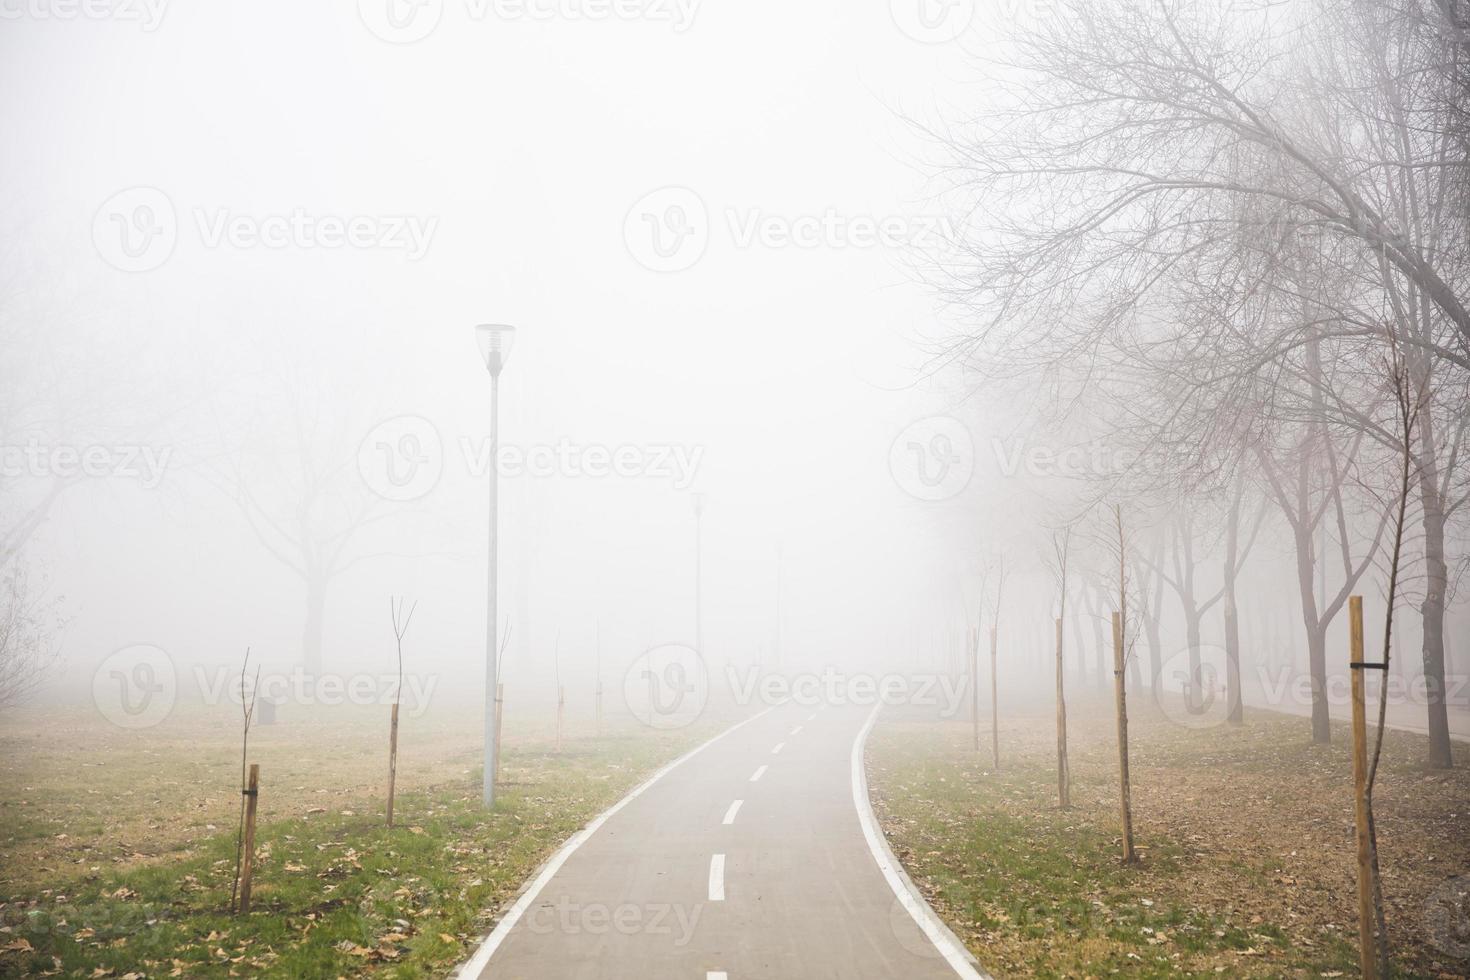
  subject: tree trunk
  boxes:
[1224,495,1244,725]
[1288,517,1331,743]
[1224,593,1243,725]
[1184,611,1203,714]
[1417,422,1454,769]
[302,575,326,675]
[1306,622,1330,743]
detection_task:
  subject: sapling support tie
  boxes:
[1349,662,1388,670]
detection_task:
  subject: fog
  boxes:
[3,0,1467,735]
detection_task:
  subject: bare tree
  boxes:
[0,565,61,710]
[386,597,416,828]
[230,649,260,914]
[1047,526,1074,808]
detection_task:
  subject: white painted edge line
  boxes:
[708,853,726,901]
[722,800,744,825]
[749,764,767,782]
[771,742,785,755]
[454,707,774,979]
[707,972,728,980]
[850,703,990,980]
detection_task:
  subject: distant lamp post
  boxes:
[475,323,516,808]
[692,493,706,659]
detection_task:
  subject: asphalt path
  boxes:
[458,701,988,980]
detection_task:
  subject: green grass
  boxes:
[0,733,698,978]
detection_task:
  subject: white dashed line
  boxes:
[771,742,785,755]
[750,765,767,782]
[806,713,817,722]
[722,800,744,825]
[707,973,728,980]
[708,854,726,901]
[790,725,803,735]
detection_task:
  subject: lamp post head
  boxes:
[475,324,517,377]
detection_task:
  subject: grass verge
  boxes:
[867,699,1469,979]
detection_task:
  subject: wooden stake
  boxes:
[386,702,400,828]
[1112,611,1136,863]
[238,764,259,913]
[970,627,980,751]
[493,682,505,787]
[1349,596,1379,979]
[990,625,999,771]
[1055,617,1070,808]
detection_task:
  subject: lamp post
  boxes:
[692,493,706,658]
[476,323,515,808]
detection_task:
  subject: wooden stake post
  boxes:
[1112,612,1136,863]
[1055,617,1070,808]
[239,764,260,913]
[1349,596,1379,980]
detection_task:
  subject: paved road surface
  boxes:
[459,702,985,980]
